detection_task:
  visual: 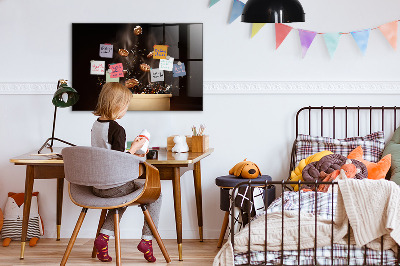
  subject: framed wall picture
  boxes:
[72,23,203,111]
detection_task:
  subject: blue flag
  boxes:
[229,0,245,24]
[351,29,370,55]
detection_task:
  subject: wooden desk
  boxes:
[10,147,213,261]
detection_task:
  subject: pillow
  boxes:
[382,126,400,184]
[347,146,391,180]
[289,150,333,191]
[295,131,385,166]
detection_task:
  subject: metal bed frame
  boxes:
[230,106,400,266]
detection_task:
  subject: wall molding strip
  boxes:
[0,81,399,95]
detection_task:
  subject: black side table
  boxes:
[215,175,275,248]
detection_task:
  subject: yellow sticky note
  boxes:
[153,45,168,59]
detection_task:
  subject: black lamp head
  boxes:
[52,80,79,108]
[242,0,305,23]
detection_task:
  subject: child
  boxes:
[91,82,162,263]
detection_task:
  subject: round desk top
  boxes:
[215,175,272,188]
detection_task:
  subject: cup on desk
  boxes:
[146,150,158,160]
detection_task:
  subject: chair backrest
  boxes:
[62,146,145,187]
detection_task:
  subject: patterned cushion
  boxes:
[295,131,385,166]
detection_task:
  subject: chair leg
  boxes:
[141,205,171,263]
[114,209,121,266]
[91,209,108,258]
[60,208,88,266]
[217,211,230,248]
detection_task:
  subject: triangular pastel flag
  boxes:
[351,29,370,55]
[251,23,266,38]
[323,33,341,58]
[229,0,245,24]
[209,0,220,7]
[298,29,317,58]
[275,23,293,49]
[378,21,398,50]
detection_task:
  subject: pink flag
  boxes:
[298,29,317,58]
[275,23,293,49]
[378,21,398,50]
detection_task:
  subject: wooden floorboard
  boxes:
[0,239,221,265]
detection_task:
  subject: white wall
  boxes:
[1,0,400,240]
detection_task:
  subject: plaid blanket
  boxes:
[234,191,397,265]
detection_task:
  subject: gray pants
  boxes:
[92,180,162,240]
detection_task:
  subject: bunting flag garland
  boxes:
[351,29,370,55]
[275,23,293,49]
[251,23,266,38]
[208,6,400,57]
[229,0,245,24]
[323,33,341,58]
[298,29,317,58]
[209,0,220,7]
[378,21,398,50]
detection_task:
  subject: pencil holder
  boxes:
[191,135,209,153]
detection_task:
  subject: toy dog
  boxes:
[229,159,261,179]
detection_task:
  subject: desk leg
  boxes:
[56,178,64,241]
[20,165,35,259]
[172,167,183,261]
[193,161,203,242]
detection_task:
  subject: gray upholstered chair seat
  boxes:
[69,180,145,208]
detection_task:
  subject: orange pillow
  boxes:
[347,146,391,180]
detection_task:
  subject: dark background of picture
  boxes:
[72,23,203,111]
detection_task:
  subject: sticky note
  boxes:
[99,44,113,58]
[109,63,124,78]
[106,71,120,82]
[150,69,165,82]
[153,45,168,59]
[173,63,186,77]
[159,57,174,71]
[90,60,105,75]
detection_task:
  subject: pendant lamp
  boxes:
[241,0,305,23]
[38,79,79,154]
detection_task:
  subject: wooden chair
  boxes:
[60,146,171,265]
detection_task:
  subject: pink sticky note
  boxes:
[109,63,124,78]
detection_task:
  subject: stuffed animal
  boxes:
[1,192,44,247]
[229,159,261,179]
[172,135,189,153]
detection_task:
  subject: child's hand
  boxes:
[129,137,147,154]
[134,149,149,157]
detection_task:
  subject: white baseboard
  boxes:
[1,81,400,95]
[44,228,222,240]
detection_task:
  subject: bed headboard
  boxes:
[290,106,400,179]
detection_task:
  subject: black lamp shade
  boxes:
[241,0,305,23]
[52,84,79,108]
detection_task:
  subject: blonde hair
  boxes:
[93,82,132,120]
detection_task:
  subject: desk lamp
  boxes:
[38,79,79,154]
[241,0,305,23]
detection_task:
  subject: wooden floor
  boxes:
[0,239,221,265]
